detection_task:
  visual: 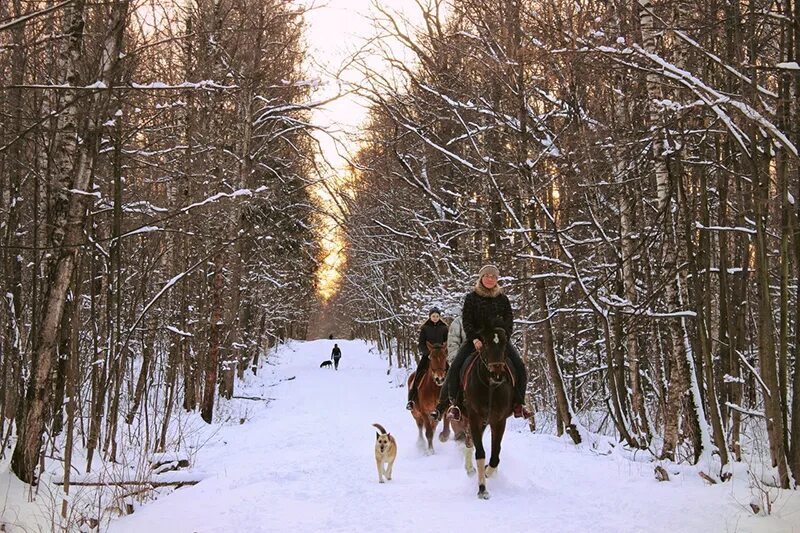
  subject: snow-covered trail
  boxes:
[109,340,796,533]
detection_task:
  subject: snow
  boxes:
[165,325,193,337]
[68,188,102,198]
[117,225,162,240]
[696,222,756,235]
[128,81,238,91]
[180,188,258,213]
[2,339,798,532]
[96,340,797,533]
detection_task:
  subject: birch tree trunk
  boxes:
[638,0,708,462]
[11,0,130,483]
[790,0,800,483]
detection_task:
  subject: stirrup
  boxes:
[447,406,461,421]
[513,404,532,419]
[406,400,414,411]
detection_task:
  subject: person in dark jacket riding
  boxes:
[406,307,449,410]
[431,265,530,421]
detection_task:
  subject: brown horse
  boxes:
[407,342,449,453]
[459,327,515,499]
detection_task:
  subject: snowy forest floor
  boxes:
[3,339,800,532]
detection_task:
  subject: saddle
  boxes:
[459,352,515,392]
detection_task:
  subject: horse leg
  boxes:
[424,415,435,454]
[414,413,425,447]
[471,419,490,499]
[463,426,475,475]
[439,414,451,442]
[486,417,506,478]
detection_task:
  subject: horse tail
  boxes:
[372,423,388,434]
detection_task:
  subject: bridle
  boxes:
[475,330,510,389]
[428,345,448,386]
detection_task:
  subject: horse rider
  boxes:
[431,264,531,421]
[447,314,465,364]
[406,307,449,411]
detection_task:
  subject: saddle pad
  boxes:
[460,353,478,391]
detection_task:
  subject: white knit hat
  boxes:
[477,264,500,278]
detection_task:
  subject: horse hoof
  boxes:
[466,466,476,476]
[439,432,449,443]
[486,466,496,478]
[478,489,491,500]
[425,447,435,456]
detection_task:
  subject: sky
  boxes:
[303,0,416,167]
[303,0,424,301]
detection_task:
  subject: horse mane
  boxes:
[426,341,447,356]
[479,325,507,345]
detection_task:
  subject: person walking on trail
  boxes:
[447,315,466,364]
[431,264,531,421]
[406,307,449,411]
[331,343,342,370]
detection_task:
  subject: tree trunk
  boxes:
[60,269,80,527]
[126,338,152,425]
[747,1,790,488]
[535,274,581,444]
[638,0,707,461]
[201,259,224,424]
[11,0,129,483]
[788,0,800,483]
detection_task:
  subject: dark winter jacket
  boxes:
[331,346,341,359]
[462,281,513,343]
[417,319,449,355]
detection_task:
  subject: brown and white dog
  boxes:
[372,423,397,483]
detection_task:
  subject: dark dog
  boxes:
[320,360,333,369]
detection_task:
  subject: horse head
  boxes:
[479,327,509,385]
[426,341,448,387]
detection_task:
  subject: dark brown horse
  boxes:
[407,342,448,453]
[459,327,514,499]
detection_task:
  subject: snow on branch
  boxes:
[165,325,193,337]
[724,402,764,419]
[643,310,697,318]
[695,222,756,235]
[630,43,798,159]
[180,186,267,213]
[13,80,239,91]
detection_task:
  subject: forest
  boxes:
[339,0,800,486]
[0,0,798,528]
